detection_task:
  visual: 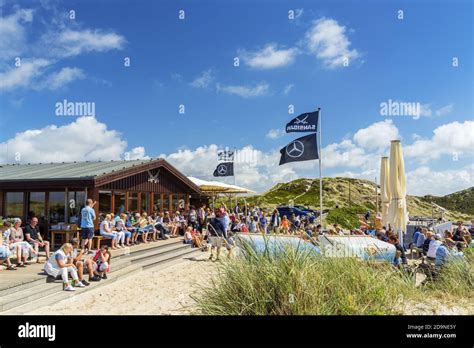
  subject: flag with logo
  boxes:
[286,110,319,133]
[213,162,234,177]
[279,133,319,165]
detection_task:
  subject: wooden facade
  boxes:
[0,160,205,237]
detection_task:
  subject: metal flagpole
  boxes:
[318,107,323,226]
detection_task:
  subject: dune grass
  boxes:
[195,237,474,315]
[196,240,416,315]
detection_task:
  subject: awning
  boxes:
[187,177,255,194]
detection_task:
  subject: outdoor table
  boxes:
[50,229,81,249]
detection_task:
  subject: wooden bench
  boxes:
[50,230,80,249]
[92,235,112,250]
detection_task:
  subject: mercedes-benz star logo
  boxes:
[286,140,305,158]
[217,164,228,175]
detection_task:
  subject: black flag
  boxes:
[286,110,319,133]
[279,133,318,165]
[213,162,234,177]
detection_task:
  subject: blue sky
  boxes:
[0,0,473,195]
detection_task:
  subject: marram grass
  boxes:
[195,238,474,315]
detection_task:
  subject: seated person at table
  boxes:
[416,228,427,248]
[45,243,85,291]
[0,232,16,270]
[99,214,119,250]
[388,234,407,265]
[427,234,443,259]
[154,212,170,240]
[24,217,50,263]
[422,232,434,256]
[93,245,111,279]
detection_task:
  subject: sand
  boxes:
[27,254,217,315]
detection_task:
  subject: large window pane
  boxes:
[141,193,149,213]
[49,191,65,224]
[171,194,179,213]
[114,192,126,216]
[99,191,112,215]
[128,192,138,213]
[28,192,45,223]
[163,194,170,213]
[153,194,162,213]
[68,191,85,225]
[5,192,24,219]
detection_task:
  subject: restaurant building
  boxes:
[0,159,205,237]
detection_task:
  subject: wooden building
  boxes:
[0,159,206,237]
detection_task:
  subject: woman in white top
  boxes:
[44,243,85,291]
[99,214,119,250]
[8,218,37,266]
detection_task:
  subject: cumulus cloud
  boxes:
[404,120,474,162]
[353,119,400,151]
[0,117,145,163]
[216,82,269,98]
[240,44,298,69]
[406,165,473,196]
[305,18,360,69]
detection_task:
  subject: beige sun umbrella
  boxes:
[380,156,391,227]
[387,140,408,244]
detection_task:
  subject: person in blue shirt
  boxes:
[416,228,426,248]
[411,227,421,247]
[80,199,96,252]
[259,214,268,234]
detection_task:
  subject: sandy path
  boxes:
[27,254,217,315]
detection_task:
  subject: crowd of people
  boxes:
[2,196,473,290]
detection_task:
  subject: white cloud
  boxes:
[406,165,473,196]
[283,84,294,95]
[322,139,368,169]
[124,146,149,160]
[190,69,214,88]
[418,103,454,118]
[0,59,51,91]
[266,129,285,139]
[240,44,298,69]
[38,67,85,90]
[216,82,269,98]
[305,17,359,69]
[353,119,400,151]
[41,29,126,58]
[404,120,474,161]
[0,8,34,60]
[0,117,145,163]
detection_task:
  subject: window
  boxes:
[99,191,112,215]
[68,191,85,224]
[163,194,170,213]
[128,192,138,212]
[153,194,162,213]
[28,192,45,222]
[114,192,126,215]
[49,191,66,223]
[5,192,24,219]
[141,193,149,213]
[171,194,179,213]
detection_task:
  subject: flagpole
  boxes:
[318,107,323,226]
